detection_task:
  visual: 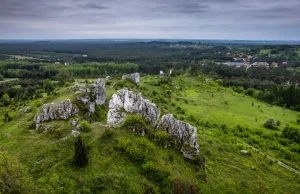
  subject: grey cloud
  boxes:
[0,0,299,40]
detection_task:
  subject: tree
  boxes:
[56,68,74,86]
[0,151,35,193]
[43,79,54,94]
[74,137,88,167]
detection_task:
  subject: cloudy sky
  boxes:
[0,0,299,40]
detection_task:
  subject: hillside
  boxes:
[0,74,300,193]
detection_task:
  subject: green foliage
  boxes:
[43,79,54,94]
[264,118,278,130]
[101,129,115,140]
[153,130,169,146]
[64,82,71,87]
[282,125,300,144]
[37,173,72,194]
[117,137,154,163]
[94,104,108,123]
[74,137,88,167]
[142,161,174,193]
[80,120,91,132]
[122,115,150,135]
[56,68,74,86]
[0,151,35,193]
[0,74,4,81]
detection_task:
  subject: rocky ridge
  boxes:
[107,88,200,159]
[34,99,78,124]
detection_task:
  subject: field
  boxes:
[0,75,300,193]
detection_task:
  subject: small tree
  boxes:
[80,120,91,132]
[74,137,88,167]
[264,118,277,130]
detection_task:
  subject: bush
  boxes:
[80,120,91,132]
[153,130,169,146]
[142,161,174,193]
[220,124,227,130]
[64,82,71,87]
[94,104,108,123]
[0,74,4,81]
[0,151,35,193]
[101,129,115,139]
[282,125,300,144]
[117,137,154,163]
[122,115,150,136]
[264,118,277,130]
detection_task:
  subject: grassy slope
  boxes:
[0,75,300,193]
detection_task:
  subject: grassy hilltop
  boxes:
[0,74,300,193]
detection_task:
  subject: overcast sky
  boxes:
[0,0,299,40]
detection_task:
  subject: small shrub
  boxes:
[101,129,115,139]
[142,161,171,183]
[153,130,169,146]
[264,118,277,130]
[117,137,154,163]
[220,124,227,130]
[122,115,150,136]
[80,120,91,132]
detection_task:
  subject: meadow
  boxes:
[0,74,300,193]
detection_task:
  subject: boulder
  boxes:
[122,73,140,85]
[34,99,78,124]
[157,114,200,159]
[107,88,160,126]
[160,70,164,78]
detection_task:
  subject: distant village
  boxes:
[223,52,288,68]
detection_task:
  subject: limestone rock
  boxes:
[105,76,110,80]
[20,106,32,113]
[122,73,140,85]
[160,70,164,78]
[34,99,78,124]
[158,114,200,159]
[71,130,80,137]
[107,88,160,126]
[76,96,90,104]
[71,119,79,127]
[92,78,106,105]
[76,79,106,114]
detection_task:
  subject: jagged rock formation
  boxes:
[92,79,106,105]
[122,73,140,85]
[107,88,160,126]
[157,114,200,159]
[160,70,164,78]
[34,99,78,124]
[76,78,106,113]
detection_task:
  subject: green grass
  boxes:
[0,75,300,193]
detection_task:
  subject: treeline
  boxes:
[0,61,139,79]
[0,79,45,107]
